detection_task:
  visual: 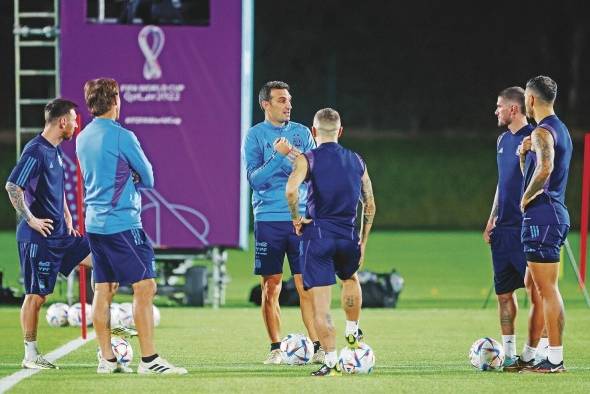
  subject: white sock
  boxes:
[535,337,549,359]
[24,341,39,361]
[521,344,536,362]
[548,346,563,365]
[345,320,359,336]
[325,351,338,368]
[502,335,516,358]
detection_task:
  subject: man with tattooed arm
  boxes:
[518,76,572,373]
[5,99,92,370]
[286,108,376,376]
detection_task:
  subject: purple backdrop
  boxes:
[60,0,249,250]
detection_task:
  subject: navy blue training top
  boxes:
[7,134,67,242]
[302,142,365,240]
[522,115,572,226]
[495,124,534,228]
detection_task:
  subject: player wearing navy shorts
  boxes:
[286,108,376,376]
[518,76,572,373]
[243,81,322,364]
[77,78,186,375]
[5,99,92,370]
[484,87,548,371]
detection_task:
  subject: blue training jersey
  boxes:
[302,142,365,240]
[242,120,315,221]
[495,124,534,228]
[522,115,572,226]
[7,134,67,242]
[76,118,154,234]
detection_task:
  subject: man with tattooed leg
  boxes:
[286,108,376,376]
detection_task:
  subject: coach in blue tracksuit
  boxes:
[77,78,186,375]
[242,81,322,365]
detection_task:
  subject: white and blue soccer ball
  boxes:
[118,302,134,327]
[97,337,133,366]
[469,337,505,371]
[46,303,69,327]
[339,343,376,374]
[152,305,161,327]
[117,303,161,327]
[280,333,314,365]
[67,302,92,327]
[109,302,121,328]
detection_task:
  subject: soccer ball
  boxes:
[109,302,121,328]
[118,302,134,327]
[67,302,92,327]
[280,334,314,365]
[118,303,161,327]
[469,337,505,371]
[152,305,161,327]
[97,337,133,366]
[46,303,69,327]
[339,343,376,374]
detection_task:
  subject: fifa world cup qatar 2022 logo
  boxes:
[138,25,165,80]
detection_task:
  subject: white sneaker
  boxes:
[311,347,326,364]
[97,357,133,374]
[21,355,58,369]
[263,349,282,365]
[137,356,188,375]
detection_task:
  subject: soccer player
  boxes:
[483,87,549,371]
[242,81,323,364]
[518,76,572,373]
[76,78,186,375]
[5,99,92,369]
[286,108,376,376]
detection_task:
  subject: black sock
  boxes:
[313,341,321,353]
[107,357,117,363]
[270,342,281,351]
[141,353,159,363]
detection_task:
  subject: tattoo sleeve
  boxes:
[285,155,308,220]
[5,182,33,222]
[522,129,554,204]
[360,170,376,243]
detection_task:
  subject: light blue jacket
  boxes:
[242,120,315,221]
[76,118,154,234]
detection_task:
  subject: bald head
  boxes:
[313,108,341,136]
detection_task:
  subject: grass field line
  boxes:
[0,331,96,393]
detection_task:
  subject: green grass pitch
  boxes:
[0,231,589,392]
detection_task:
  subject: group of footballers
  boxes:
[5,74,570,377]
[243,81,376,376]
[485,75,571,373]
[5,78,375,377]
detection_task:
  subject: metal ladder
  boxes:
[13,0,60,159]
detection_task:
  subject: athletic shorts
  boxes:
[522,224,569,263]
[18,236,91,295]
[88,228,156,286]
[489,227,526,294]
[253,221,301,276]
[300,237,360,290]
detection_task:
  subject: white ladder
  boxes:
[13,0,60,159]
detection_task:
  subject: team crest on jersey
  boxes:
[292,135,303,148]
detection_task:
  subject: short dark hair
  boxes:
[526,75,557,103]
[44,98,78,124]
[498,86,525,115]
[258,81,289,109]
[84,78,119,116]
